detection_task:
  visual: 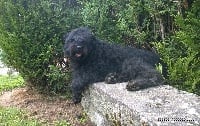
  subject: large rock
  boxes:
[81,82,200,126]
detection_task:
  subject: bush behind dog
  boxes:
[0,0,81,94]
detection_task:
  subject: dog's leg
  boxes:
[121,58,165,91]
[126,68,165,91]
[126,74,164,91]
[71,76,91,104]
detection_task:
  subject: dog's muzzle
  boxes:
[66,45,83,58]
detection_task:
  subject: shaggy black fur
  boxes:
[64,27,164,103]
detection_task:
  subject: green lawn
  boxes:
[0,75,41,126]
[0,75,24,92]
[0,107,71,126]
[0,75,71,126]
[0,107,41,126]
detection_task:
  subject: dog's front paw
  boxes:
[72,93,82,104]
[105,73,118,84]
[72,97,81,104]
[126,80,141,91]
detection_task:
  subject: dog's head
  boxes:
[64,27,95,62]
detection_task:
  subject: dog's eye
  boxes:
[77,45,83,49]
[65,39,73,44]
[66,38,74,43]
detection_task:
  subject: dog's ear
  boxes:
[81,26,96,40]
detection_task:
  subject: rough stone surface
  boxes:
[81,82,200,126]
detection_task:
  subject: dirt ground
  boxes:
[0,87,94,126]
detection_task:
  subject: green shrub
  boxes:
[155,1,200,95]
[0,0,82,94]
[1,0,198,96]
[80,0,177,47]
[80,0,124,43]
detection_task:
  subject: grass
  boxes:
[0,75,41,126]
[0,75,24,92]
[0,107,41,126]
[0,107,71,126]
[0,106,71,126]
[54,120,71,126]
[0,75,72,126]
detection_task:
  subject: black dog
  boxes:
[64,27,164,103]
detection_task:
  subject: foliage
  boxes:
[46,65,71,94]
[0,0,82,93]
[80,0,178,47]
[54,120,71,126]
[0,107,72,126]
[0,107,41,126]
[0,75,24,92]
[155,0,200,95]
[80,0,126,43]
[0,0,198,96]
